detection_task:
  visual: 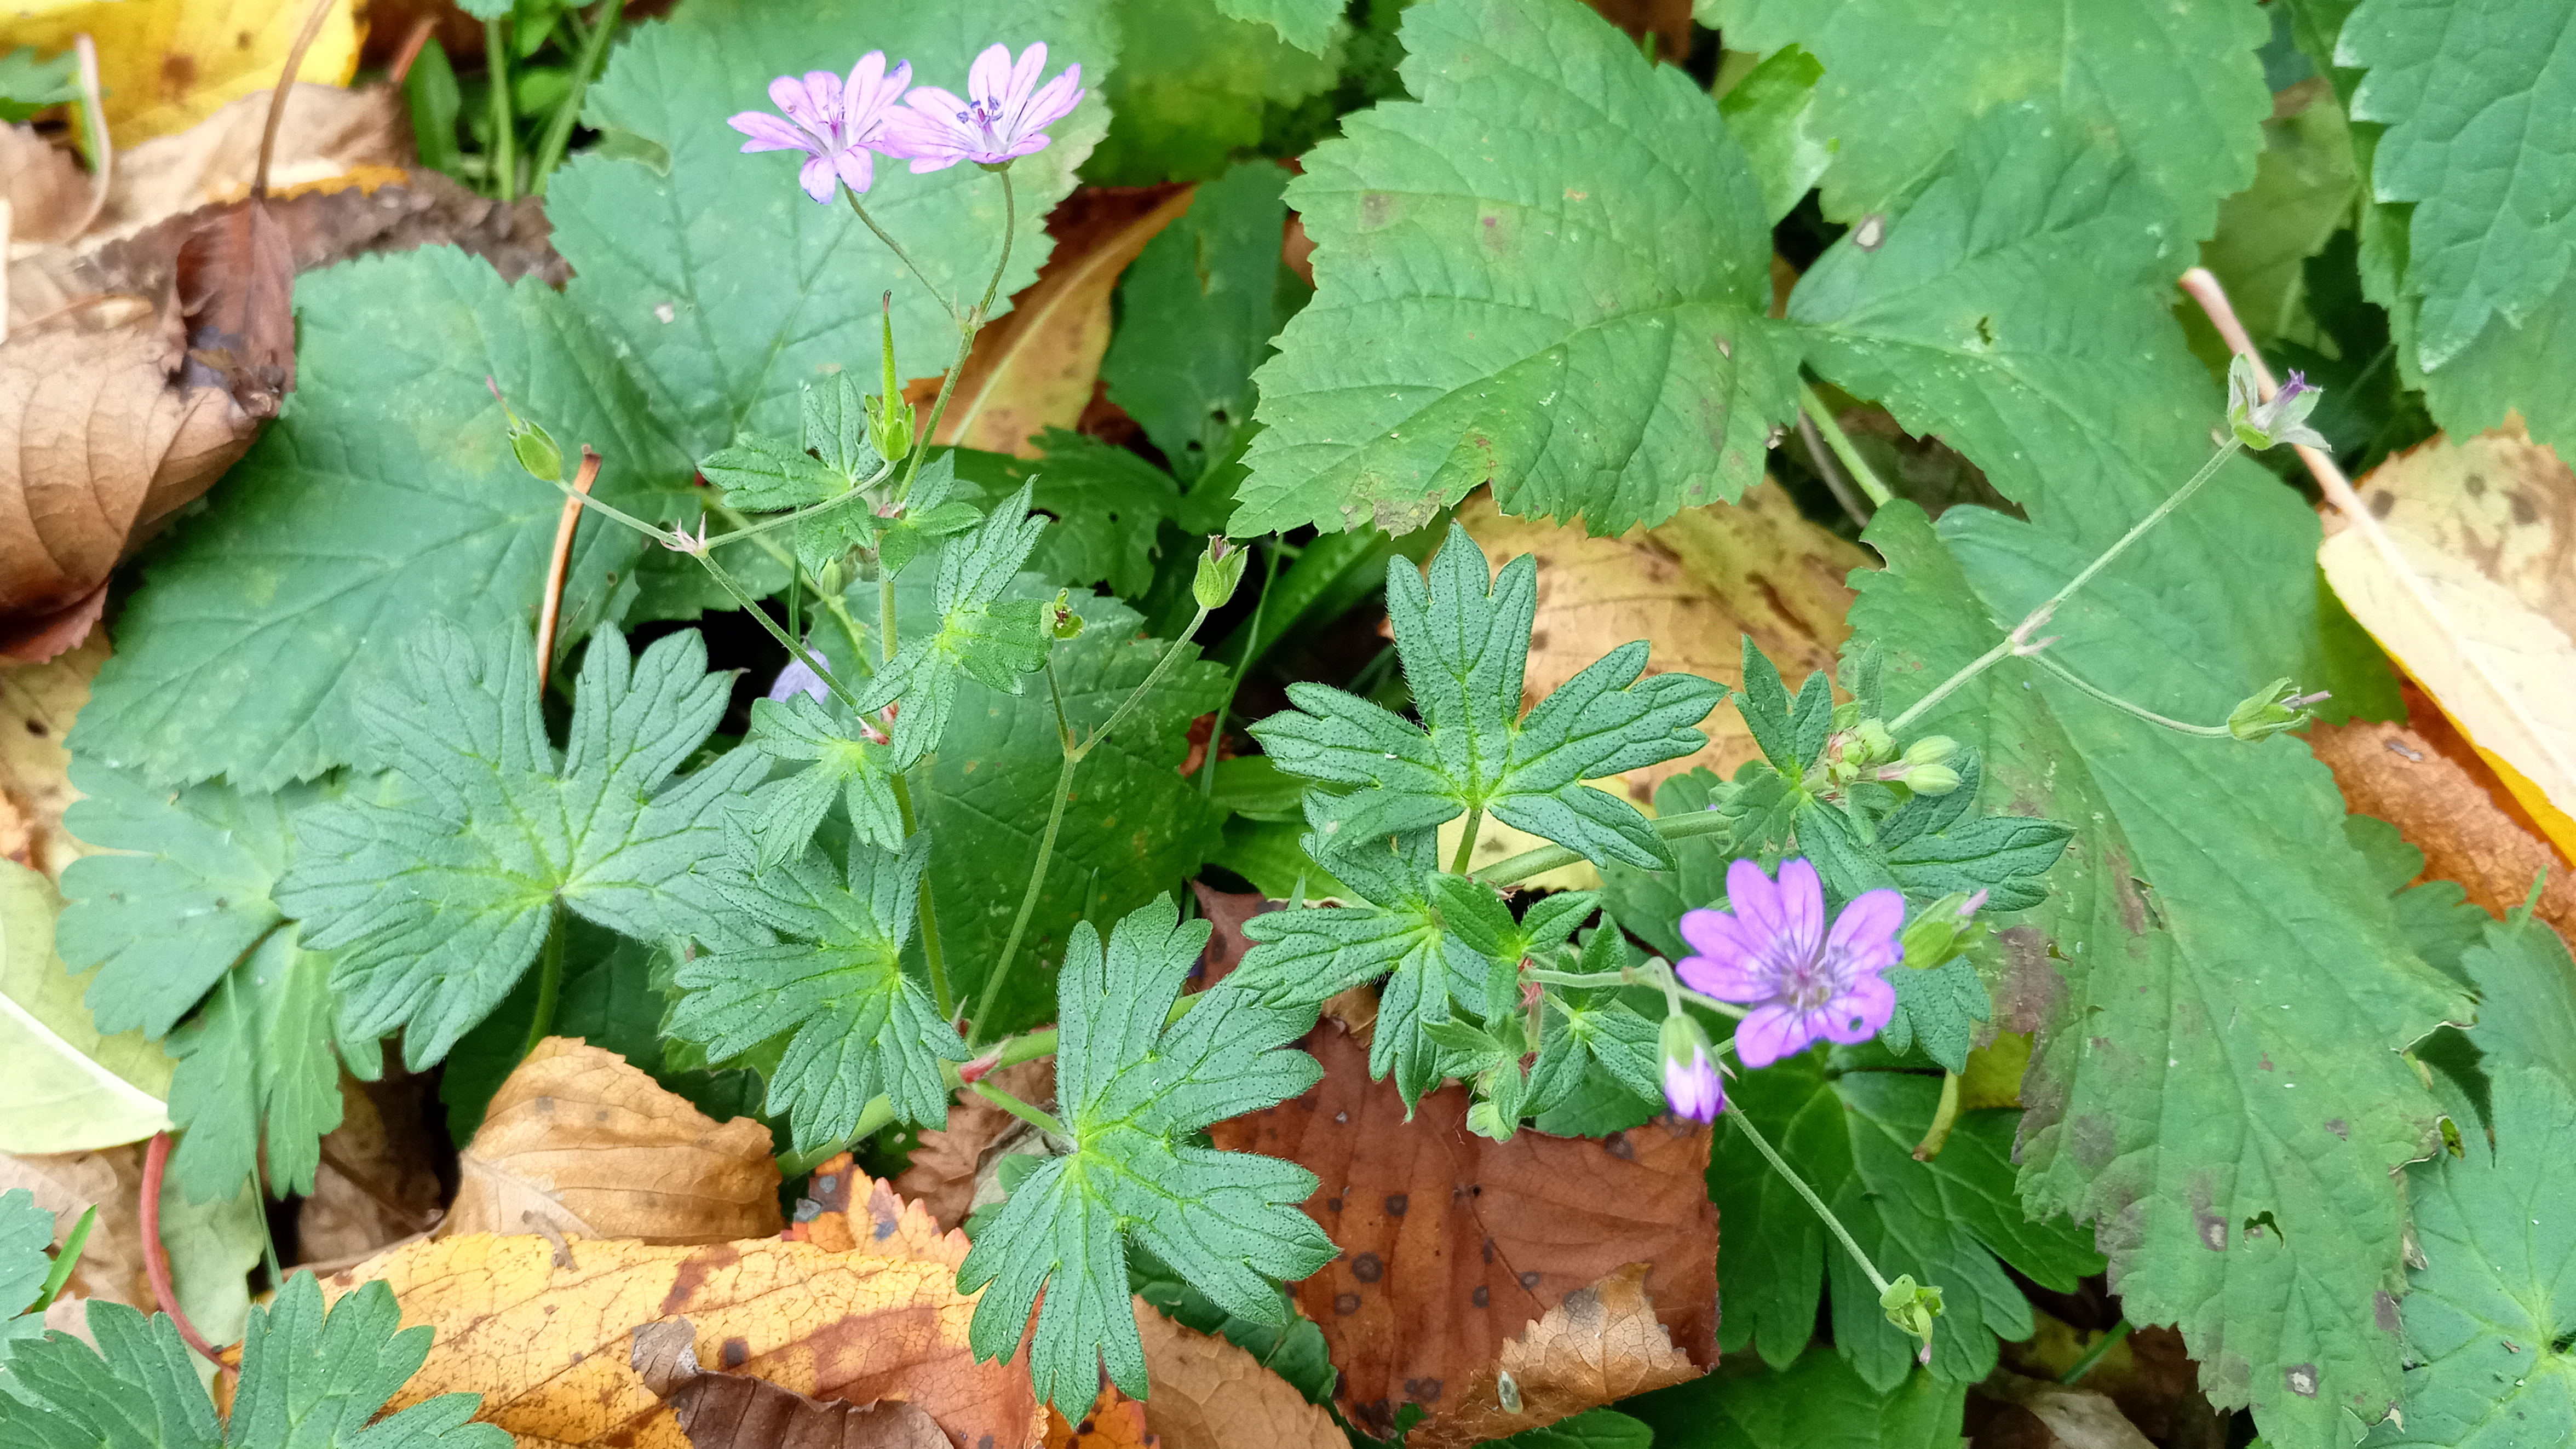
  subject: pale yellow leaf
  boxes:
[2,0,363,148]
[0,858,173,1152]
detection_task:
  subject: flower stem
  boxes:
[1199,538,1281,798]
[1797,381,1892,508]
[1887,438,2242,735]
[528,0,617,194]
[1728,1108,1894,1298]
[895,168,1018,500]
[776,1095,896,1180]
[484,15,516,201]
[2020,652,2235,737]
[520,905,565,1058]
[2061,1320,2134,1385]
[971,1080,1067,1137]
[1451,806,1484,876]
[844,190,957,323]
[1912,1071,1963,1161]
[687,549,872,718]
[888,769,953,1020]
[1478,809,1739,889]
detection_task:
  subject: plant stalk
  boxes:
[529,0,618,193]
[521,905,565,1057]
[484,14,516,201]
[1479,809,1739,888]
[1797,381,1893,508]
[1728,1109,1894,1298]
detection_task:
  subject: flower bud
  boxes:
[2227,677,2327,741]
[1899,891,1983,971]
[1854,719,1897,762]
[1194,536,1249,611]
[869,295,915,462]
[1901,762,1962,796]
[1659,1013,1724,1122]
[1879,1274,1945,1362]
[1044,589,1086,641]
[2225,355,2329,451]
[1901,734,1957,767]
[486,377,563,482]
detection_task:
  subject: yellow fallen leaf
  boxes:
[329,1220,1043,1449]
[3,0,363,148]
[1447,481,1870,886]
[928,185,1198,456]
[2318,426,2576,862]
[86,81,405,245]
[0,859,174,1152]
[444,1037,782,1246]
[0,630,104,879]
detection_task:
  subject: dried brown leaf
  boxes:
[631,1319,948,1449]
[1981,1373,2159,1449]
[1206,1020,1717,1440]
[888,1063,1055,1234]
[174,196,295,414]
[444,1037,781,1246]
[1411,1263,1699,1449]
[2,125,91,247]
[84,83,406,246]
[295,1068,446,1269]
[0,1145,151,1310]
[926,186,1197,456]
[0,630,104,877]
[329,1216,1042,1449]
[1128,1299,1339,1449]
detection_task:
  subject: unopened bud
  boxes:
[2226,355,2329,451]
[1899,892,1983,970]
[869,295,915,462]
[1194,536,1249,611]
[1044,588,1085,640]
[1880,1274,1945,1360]
[1901,734,1957,767]
[2227,677,2327,741]
[1659,1013,1724,1122]
[1901,762,1961,796]
[487,376,563,482]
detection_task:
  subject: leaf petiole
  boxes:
[1477,809,1739,888]
[970,1079,1067,1137]
[2019,652,2235,737]
[1728,1107,1899,1301]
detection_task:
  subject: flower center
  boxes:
[1770,940,1832,1012]
[959,97,1007,146]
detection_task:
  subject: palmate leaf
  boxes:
[276,624,763,1070]
[852,485,1049,769]
[1209,0,1338,53]
[668,835,964,1152]
[0,1273,505,1449]
[1702,0,2268,240]
[739,693,906,870]
[959,897,1335,1409]
[67,249,693,791]
[953,432,1184,598]
[1253,525,1723,870]
[1620,1342,1967,1449]
[551,0,1113,459]
[1712,1055,2103,1390]
[1233,0,1797,536]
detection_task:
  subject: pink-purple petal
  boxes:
[1820,975,1896,1043]
[1724,857,1782,936]
[797,154,837,203]
[1676,906,1743,962]
[968,43,1015,104]
[1774,858,1826,954]
[1005,42,1049,106]
[729,111,808,152]
[1733,1004,1809,1068]
[1827,887,1905,954]
[1676,953,1769,1002]
[832,146,876,194]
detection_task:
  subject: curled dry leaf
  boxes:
[888,1063,1056,1234]
[296,1069,448,1269]
[1407,1263,1699,1449]
[1127,1298,1341,1449]
[1447,482,1868,885]
[1205,1020,1717,1441]
[923,185,1198,456]
[2,124,92,246]
[1979,1373,2160,1449]
[632,1319,948,1449]
[329,1214,1043,1449]
[85,83,407,246]
[3,0,363,148]
[445,1037,781,1246]
[0,631,102,875]
[2320,426,2576,861]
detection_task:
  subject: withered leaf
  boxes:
[87,83,406,245]
[1205,1020,1716,1441]
[1040,1384,1154,1449]
[1411,1263,1699,1449]
[446,1038,783,1246]
[1128,1298,1339,1449]
[0,631,102,875]
[328,1220,1042,1449]
[2,124,93,246]
[296,1068,447,1270]
[632,1319,947,1449]
[887,1063,1056,1234]
[174,194,295,415]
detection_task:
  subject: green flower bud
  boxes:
[1901,734,1957,767]
[1899,890,1986,970]
[866,392,915,463]
[2227,677,2327,741]
[1194,536,1249,611]
[1902,762,1961,796]
[1880,1274,1946,1362]
[1044,589,1086,641]
[486,377,563,482]
[1854,719,1897,762]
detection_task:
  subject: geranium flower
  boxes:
[729,52,913,203]
[886,42,1083,170]
[1677,859,1905,1068]
[1660,1013,1724,1122]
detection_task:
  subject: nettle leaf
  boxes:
[1620,1342,1967,1449]
[1103,161,1303,477]
[2341,0,2576,372]
[958,897,1335,1408]
[1086,0,1339,186]
[54,765,354,1203]
[871,452,982,582]
[1252,525,1723,870]
[1234,0,1797,536]
[1210,0,1338,53]
[552,0,1113,458]
[1702,0,2267,239]
[0,1273,505,1448]
[698,430,842,512]
[1234,809,1470,1107]
[1712,1055,2103,1390]
[68,249,692,791]
[740,693,905,870]
[853,486,1049,769]
[277,624,763,1070]
[1877,954,1990,1075]
[955,432,1183,598]
[669,836,963,1152]
[1715,43,1833,226]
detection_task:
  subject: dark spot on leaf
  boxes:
[2376,1292,2399,1332]
[2464,470,2487,496]
[2286,1364,2319,1397]
[1975,315,1996,347]
[1519,1270,1542,1290]
[1404,1377,1444,1403]
[721,1337,748,1367]
[2371,490,2395,517]
[2514,491,2539,526]
[2325,1118,2348,1139]
[1482,1237,1494,1263]
[2196,1210,2227,1252]
[1472,1285,1490,1307]
[1385,1194,1407,1216]
[161,53,196,94]
[1335,1293,1361,1315]
[1602,1131,1635,1160]
[1351,1252,1384,1283]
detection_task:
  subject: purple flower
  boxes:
[1660,1013,1724,1122]
[729,52,913,203]
[885,42,1083,171]
[766,657,829,704]
[1677,859,1905,1069]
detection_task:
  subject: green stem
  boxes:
[1199,538,1281,798]
[1887,439,2241,735]
[1523,965,1747,1025]
[895,168,1017,501]
[710,501,798,576]
[686,550,872,718]
[528,0,617,193]
[1797,381,1893,507]
[891,772,953,1020]
[1729,1109,1893,1297]
[1074,605,1212,761]
[1451,806,1484,875]
[971,1080,1067,1137]
[484,15,516,202]
[1479,809,1740,888]
[975,746,1079,1043]
[2061,1321,2134,1386]
[777,1095,896,1180]
[706,467,894,549]
[2022,653,2234,737]
[521,906,565,1057]
[844,190,957,323]
[878,568,900,663]
[31,1206,96,1312]
[1913,1071,1963,1161]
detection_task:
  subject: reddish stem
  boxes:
[140,1132,234,1377]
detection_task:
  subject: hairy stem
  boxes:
[845,190,957,323]
[1729,1109,1894,1298]
[776,1095,896,1180]
[484,15,516,201]
[1478,809,1739,889]
[895,168,1017,500]
[972,1080,1068,1137]
[1451,806,1485,876]
[888,771,953,1020]
[520,905,565,1057]
[2021,652,2235,737]
[1797,381,1892,508]
[1913,1070,1963,1161]
[1199,538,1281,797]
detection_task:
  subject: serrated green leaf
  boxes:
[1711,1055,2102,1389]
[2197,85,2360,350]
[1717,44,1833,224]
[2412,271,2576,465]
[670,836,964,1151]
[67,249,692,792]
[1210,0,1338,52]
[2342,0,2576,371]
[1253,526,1723,869]
[1234,0,1796,537]
[958,897,1335,1408]
[1876,756,2073,912]
[0,45,78,121]
[1002,431,1183,599]
[1234,812,1468,1106]
[1854,498,2469,1441]
[551,0,1112,459]
[1086,0,1338,186]
[2362,1066,2576,1448]
[1877,955,1988,1074]
[1703,0,2268,239]
[1528,988,1662,1119]
[2,1187,56,1364]
[0,861,174,1155]
[162,929,349,1205]
[0,1273,507,1448]
[741,693,905,869]
[1485,1408,1652,1449]
[853,486,1050,769]
[1618,1344,1966,1449]
[803,372,873,480]
[276,624,763,1070]
[1103,162,1300,478]
[699,431,843,513]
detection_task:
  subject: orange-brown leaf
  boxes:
[327,1223,1042,1449]
[1206,1021,1717,1440]
[632,1319,948,1449]
[785,1155,968,1268]
[1040,1384,1154,1449]
[173,196,296,415]
[1409,1263,1700,1449]
[1128,1299,1339,1449]
[444,1038,782,1246]
[887,1063,1055,1234]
